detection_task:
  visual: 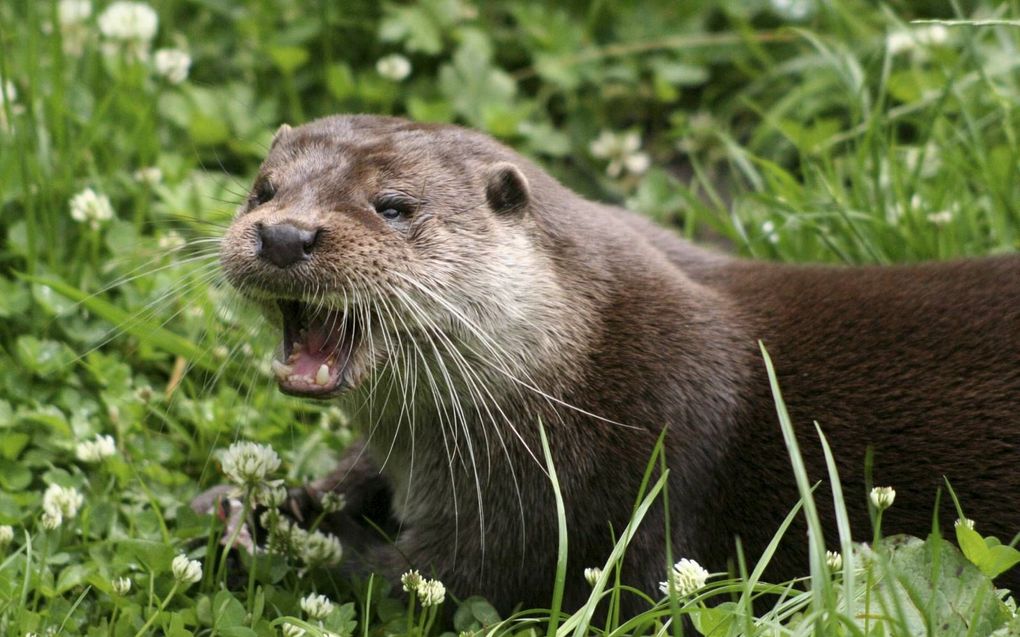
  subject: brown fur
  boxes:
[217,115,1020,614]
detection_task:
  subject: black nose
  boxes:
[257,223,319,268]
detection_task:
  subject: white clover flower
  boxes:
[261,511,308,554]
[0,78,20,133]
[258,509,278,530]
[0,78,16,106]
[76,434,116,462]
[903,143,942,178]
[157,230,186,251]
[57,1,92,55]
[153,48,191,84]
[624,152,650,175]
[134,385,154,402]
[583,567,602,586]
[589,130,619,158]
[0,525,13,547]
[417,579,446,607]
[886,25,950,56]
[300,592,334,619]
[98,1,158,41]
[658,558,709,597]
[825,550,843,571]
[927,210,952,226]
[917,24,951,46]
[219,441,281,487]
[320,492,346,513]
[376,54,411,82]
[299,529,343,566]
[69,187,115,230]
[401,569,423,592]
[255,481,288,508]
[885,32,913,56]
[886,202,905,225]
[770,0,813,20]
[171,554,202,585]
[43,484,84,520]
[870,486,896,511]
[281,623,306,637]
[58,0,92,25]
[761,220,781,244]
[589,130,650,178]
[133,166,163,185]
[112,576,132,594]
[955,518,975,530]
[41,510,63,530]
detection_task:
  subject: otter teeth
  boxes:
[314,363,330,386]
[271,359,294,380]
[286,342,305,365]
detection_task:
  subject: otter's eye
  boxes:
[373,196,416,222]
[251,180,276,207]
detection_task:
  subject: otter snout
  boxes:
[256,222,320,268]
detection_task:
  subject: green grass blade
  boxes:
[758,341,833,630]
[19,273,227,376]
[562,471,669,637]
[539,418,569,637]
[813,421,856,617]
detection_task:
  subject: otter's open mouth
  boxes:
[269,300,359,398]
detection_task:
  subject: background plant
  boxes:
[0,0,1018,635]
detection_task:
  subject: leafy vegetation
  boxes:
[0,0,1018,635]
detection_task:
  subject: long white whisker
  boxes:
[395,272,633,429]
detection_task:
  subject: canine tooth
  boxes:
[315,364,330,386]
[271,360,293,380]
[292,342,304,353]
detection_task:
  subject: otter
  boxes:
[213,114,1020,614]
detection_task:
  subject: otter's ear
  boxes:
[269,123,292,151]
[485,162,530,214]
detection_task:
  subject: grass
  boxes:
[1,0,1019,635]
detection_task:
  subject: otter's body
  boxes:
[217,115,1020,614]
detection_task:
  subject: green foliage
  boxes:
[957,523,1020,580]
[0,0,1018,635]
[872,535,1012,636]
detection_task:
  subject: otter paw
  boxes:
[190,483,331,554]
[190,485,257,554]
[283,484,322,522]
[190,484,234,516]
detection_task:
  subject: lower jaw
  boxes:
[278,382,349,399]
[274,360,352,398]
[273,350,372,399]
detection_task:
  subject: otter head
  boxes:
[219,115,557,400]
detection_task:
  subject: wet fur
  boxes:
[219,115,1020,614]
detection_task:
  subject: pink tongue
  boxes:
[290,312,345,376]
[290,348,327,377]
